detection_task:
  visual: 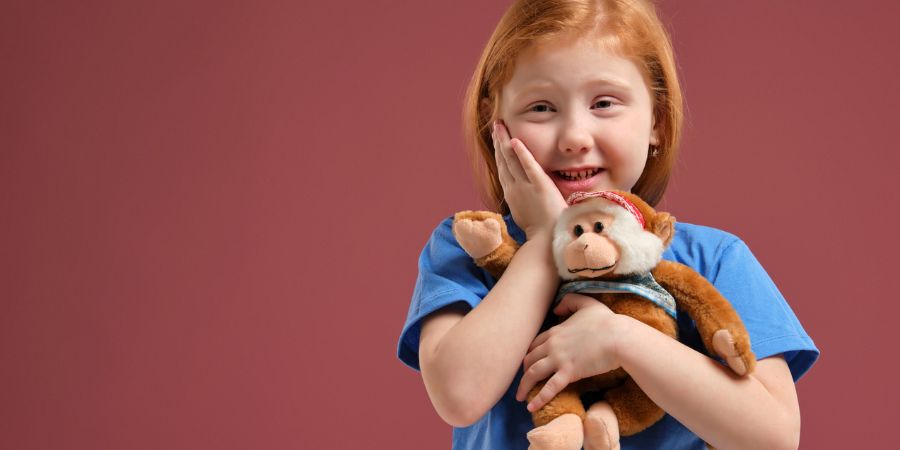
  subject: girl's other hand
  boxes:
[492,121,567,241]
[515,293,625,412]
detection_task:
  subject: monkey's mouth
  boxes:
[568,261,617,273]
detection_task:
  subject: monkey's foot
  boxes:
[526,413,583,450]
[452,211,504,259]
[583,401,620,450]
[713,329,755,376]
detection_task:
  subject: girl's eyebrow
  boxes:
[583,78,631,91]
[512,77,632,99]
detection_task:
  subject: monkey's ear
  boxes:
[651,212,676,247]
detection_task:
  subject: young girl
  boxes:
[398,0,818,448]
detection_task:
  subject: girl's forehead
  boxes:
[503,37,647,97]
[527,31,622,59]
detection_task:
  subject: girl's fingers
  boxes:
[495,122,528,183]
[522,341,548,375]
[528,328,552,353]
[516,357,554,402]
[526,371,571,412]
[552,293,598,317]
[493,126,514,186]
[509,138,549,186]
[495,148,513,187]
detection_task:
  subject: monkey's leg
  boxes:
[525,381,586,426]
[583,400,620,450]
[452,211,520,279]
[525,382,585,450]
[604,378,665,436]
[652,260,756,376]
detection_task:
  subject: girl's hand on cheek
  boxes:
[493,121,566,241]
[515,293,625,412]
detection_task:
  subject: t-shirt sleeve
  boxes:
[710,238,819,381]
[397,217,493,372]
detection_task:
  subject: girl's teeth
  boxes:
[558,169,599,180]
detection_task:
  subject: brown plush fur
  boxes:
[652,260,756,375]
[451,191,756,440]
[453,210,520,279]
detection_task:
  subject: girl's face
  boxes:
[498,36,659,201]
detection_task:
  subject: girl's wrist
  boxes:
[523,226,554,243]
[519,231,553,256]
[515,232,558,290]
[611,314,643,370]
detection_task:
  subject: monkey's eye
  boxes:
[573,225,584,237]
[594,222,604,233]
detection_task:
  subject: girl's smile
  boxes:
[551,166,606,193]
[499,35,659,200]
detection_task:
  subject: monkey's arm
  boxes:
[452,211,521,279]
[651,260,756,375]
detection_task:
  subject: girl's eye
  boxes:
[528,103,554,113]
[594,222,604,233]
[573,225,584,237]
[593,99,614,109]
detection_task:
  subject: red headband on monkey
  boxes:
[566,191,646,230]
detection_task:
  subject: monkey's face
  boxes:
[553,193,668,279]
[563,210,620,278]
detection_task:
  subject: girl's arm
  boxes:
[419,232,557,427]
[615,315,800,449]
[419,122,566,427]
[518,294,800,449]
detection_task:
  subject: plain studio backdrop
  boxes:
[2,1,898,448]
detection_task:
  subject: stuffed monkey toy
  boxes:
[451,190,756,450]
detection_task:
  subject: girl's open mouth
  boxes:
[551,168,605,191]
[554,168,602,181]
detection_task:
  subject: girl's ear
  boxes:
[480,98,493,121]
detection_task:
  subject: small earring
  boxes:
[650,146,660,157]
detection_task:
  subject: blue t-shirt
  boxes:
[397,214,818,450]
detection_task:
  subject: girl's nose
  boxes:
[558,115,593,154]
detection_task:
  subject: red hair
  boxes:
[462,0,683,212]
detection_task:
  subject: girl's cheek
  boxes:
[510,123,550,153]
[518,136,551,168]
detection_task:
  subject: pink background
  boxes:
[2,1,898,448]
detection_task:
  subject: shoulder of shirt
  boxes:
[665,221,749,269]
[430,215,458,246]
[672,221,742,246]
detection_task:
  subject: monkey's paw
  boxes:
[452,211,504,259]
[712,329,756,376]
[526,413,583,450]
[583,401,620,450]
